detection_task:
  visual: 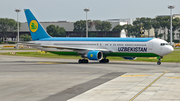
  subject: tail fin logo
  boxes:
[30,20,38,32]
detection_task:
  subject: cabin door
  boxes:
[148,42,153,50]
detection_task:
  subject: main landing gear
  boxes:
[99,58,109,63]
[157,56,163,65]
[78,59,88,63]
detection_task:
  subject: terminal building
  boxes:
[106,18,134,25]
[0,18,155,41]
[18,18,153,38]
[15,19,130,40]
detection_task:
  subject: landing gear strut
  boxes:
[99,58,109,63]
[78,59,88,63]
[157,56,163,65]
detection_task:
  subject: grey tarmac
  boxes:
[0,55,180,101]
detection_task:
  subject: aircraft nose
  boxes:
[161,45,174,56]
[167,46,174,54]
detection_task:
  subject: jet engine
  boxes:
[123,57,137,60]
[87,51,103,60]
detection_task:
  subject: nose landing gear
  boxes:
[157,59,161,65]
[157,56,163,65]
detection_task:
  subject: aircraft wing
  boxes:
[41,45,111,52]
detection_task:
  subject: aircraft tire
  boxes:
[79,59,88,63]
[78,59,82,63]
[99,60,103,63]
[106,59,109,63]
[99,59,109,63]
[157,61,161,65]
[99,60,102,63]
[85,60,89,63]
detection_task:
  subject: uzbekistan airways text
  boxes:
[118,47,147,52]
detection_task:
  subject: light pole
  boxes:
[15,8,21,50]
[84,8,90,37]
[168,5,175,46]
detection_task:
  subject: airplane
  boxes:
[24,9,174,65]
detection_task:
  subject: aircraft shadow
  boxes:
[36,61,157,66]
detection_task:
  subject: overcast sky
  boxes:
[0,0,180,22]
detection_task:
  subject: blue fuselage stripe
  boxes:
[39,38,153,42]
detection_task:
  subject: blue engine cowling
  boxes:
[123,57,137,60]
[87,51,103,60]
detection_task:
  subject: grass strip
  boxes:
[0,51,179,62]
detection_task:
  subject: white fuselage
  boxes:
[28,38,174,57]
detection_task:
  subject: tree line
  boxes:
[0,18,19,43]
[1,17,180,42]
[128,17,180,41]
[71,17,180,41]
[73,20,112,37]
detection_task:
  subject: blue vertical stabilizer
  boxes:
[24,9,51,40]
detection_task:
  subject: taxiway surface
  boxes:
[0,55,180,101]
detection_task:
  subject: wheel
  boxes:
[99,60,102,63]
[157,61,161,65]
[79,59,89,63]
[106,59,109,63]
[104,59,109,63]
[82,59,85,63]
[99,59,109,63]
[99,60,103,63]
[78,59,82,63]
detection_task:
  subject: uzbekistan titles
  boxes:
[118,47,147,52]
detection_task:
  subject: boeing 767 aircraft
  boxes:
[24,9,174,65]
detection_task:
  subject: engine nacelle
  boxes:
[123,57,137,60]
[87,51,103,60]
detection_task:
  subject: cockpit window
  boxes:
[160,43,169,46]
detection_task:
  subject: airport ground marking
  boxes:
[167,77,180,79]
[129,70,168,101]
[121,75,153,77]
[37,62,68,64]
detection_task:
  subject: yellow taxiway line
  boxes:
[129,70,168,101]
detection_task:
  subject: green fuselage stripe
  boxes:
[48,51,159,57]
[103,52,159,57]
